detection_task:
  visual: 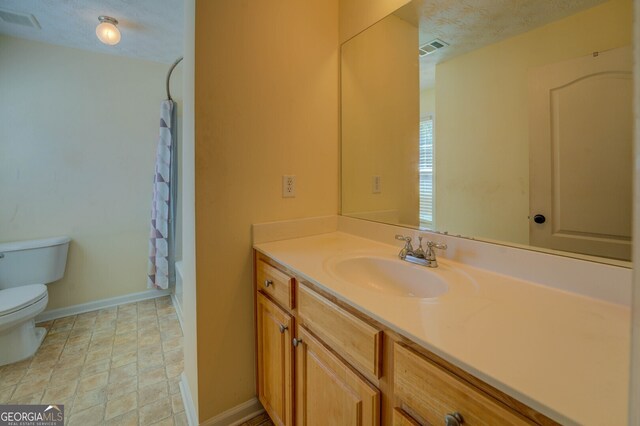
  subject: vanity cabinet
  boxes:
[256,292,294,426]
[393,343,531,425]
[294,325,380,425]
[254,252,556,426]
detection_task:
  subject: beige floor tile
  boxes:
[152,416,175,426]
[171,393,184,414]
[87,336,113,351]
[66,333,91,346]
[168,377,181,395]
[0,385,15,402]
[139,332,162,348]
[21,366,53,384]
[138,366,166,388]
[89,334,114,348]
[0,368,27,387]
[73,387,107,413]
[139,397,173,425]
[162,336,183,353]
[42,331,70,344]
[68,328,93,339]
[77,371,109,393]
[10,390,43,404]
[174,412,188,426]
[138,306,158,317]
[56,352,86,370]
[164,349,183,365]
[12,378,50,399]
[116,322,137,335]
[28,356,58,371]
[161,330,183,343]
[109,362,137,384]
[113,340,138,354]
[165,361,183,380]
[106,375,138,401]
[138,347,163,366]
[94,319,117,332]
[61,341,89,357]
[111,350,138,368]
[49,365,82,387]
[1,297,182,426]
[41,380,78,403]
[138,380,168,408]
[104,390,137,420]
[85,347,112,363]
[68,403,104,426]
[104,408,138,426]
[114,330,137,346]
[81,357,111,377]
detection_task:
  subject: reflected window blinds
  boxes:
[419,116,434,227]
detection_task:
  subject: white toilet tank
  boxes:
[0,237,71,290]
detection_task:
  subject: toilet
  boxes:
[0,236,71,366]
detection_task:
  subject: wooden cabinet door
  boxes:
[295,325,380,426]
[257,293,293,426]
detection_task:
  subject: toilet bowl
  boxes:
[0,237,70,366]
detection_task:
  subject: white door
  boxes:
[529,46,632,260]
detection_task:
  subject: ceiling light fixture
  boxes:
[96,16,121,45]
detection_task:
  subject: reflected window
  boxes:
[419,115,434,228]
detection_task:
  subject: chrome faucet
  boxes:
[395,235,447,268]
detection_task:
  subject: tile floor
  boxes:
[240,413,273,426]
[0,296,185,425]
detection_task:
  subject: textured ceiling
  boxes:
[392,0,608,89]
[0,0,183,64]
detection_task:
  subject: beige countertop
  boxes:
[254,231,630,426]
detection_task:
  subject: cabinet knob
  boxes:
[444,412,464,426]
[279,324,288,334]
[292,338,303,347]
[264,279,273,288]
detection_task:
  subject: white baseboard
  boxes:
[180,373,198,426]
[201,397,264,426]
[171,293,185,332]
[36,288,172,322]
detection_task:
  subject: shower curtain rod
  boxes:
[166,56,184,101]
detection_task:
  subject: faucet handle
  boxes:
[427,241,447,250]
[395,234,411,243]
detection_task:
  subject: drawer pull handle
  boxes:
[264,279,273,288]
[292,338,303,347]
[444,412,464,426]
[279,324,288,334]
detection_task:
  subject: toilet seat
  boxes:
[0,284,47,317]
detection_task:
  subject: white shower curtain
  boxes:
[147,100,175,290]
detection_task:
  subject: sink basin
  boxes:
[325,255,449,299]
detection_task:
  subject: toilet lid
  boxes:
[0,284,47,317]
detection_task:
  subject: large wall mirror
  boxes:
[341,0,633,264]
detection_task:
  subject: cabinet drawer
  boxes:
[297,283,382,379]
[394,343,531,425]
[392,408,421,426]
[257,260,294,310]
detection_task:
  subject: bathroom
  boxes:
[2,0,640,425]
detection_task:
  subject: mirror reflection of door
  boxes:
[529,46,632,260]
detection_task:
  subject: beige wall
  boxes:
[629,0,640,422]
[341,14,419,227]
[0,36,182,310]
[194,0,338,421]
[434,0,632,244]
[420,88,435,116]
[340,0,410,42]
